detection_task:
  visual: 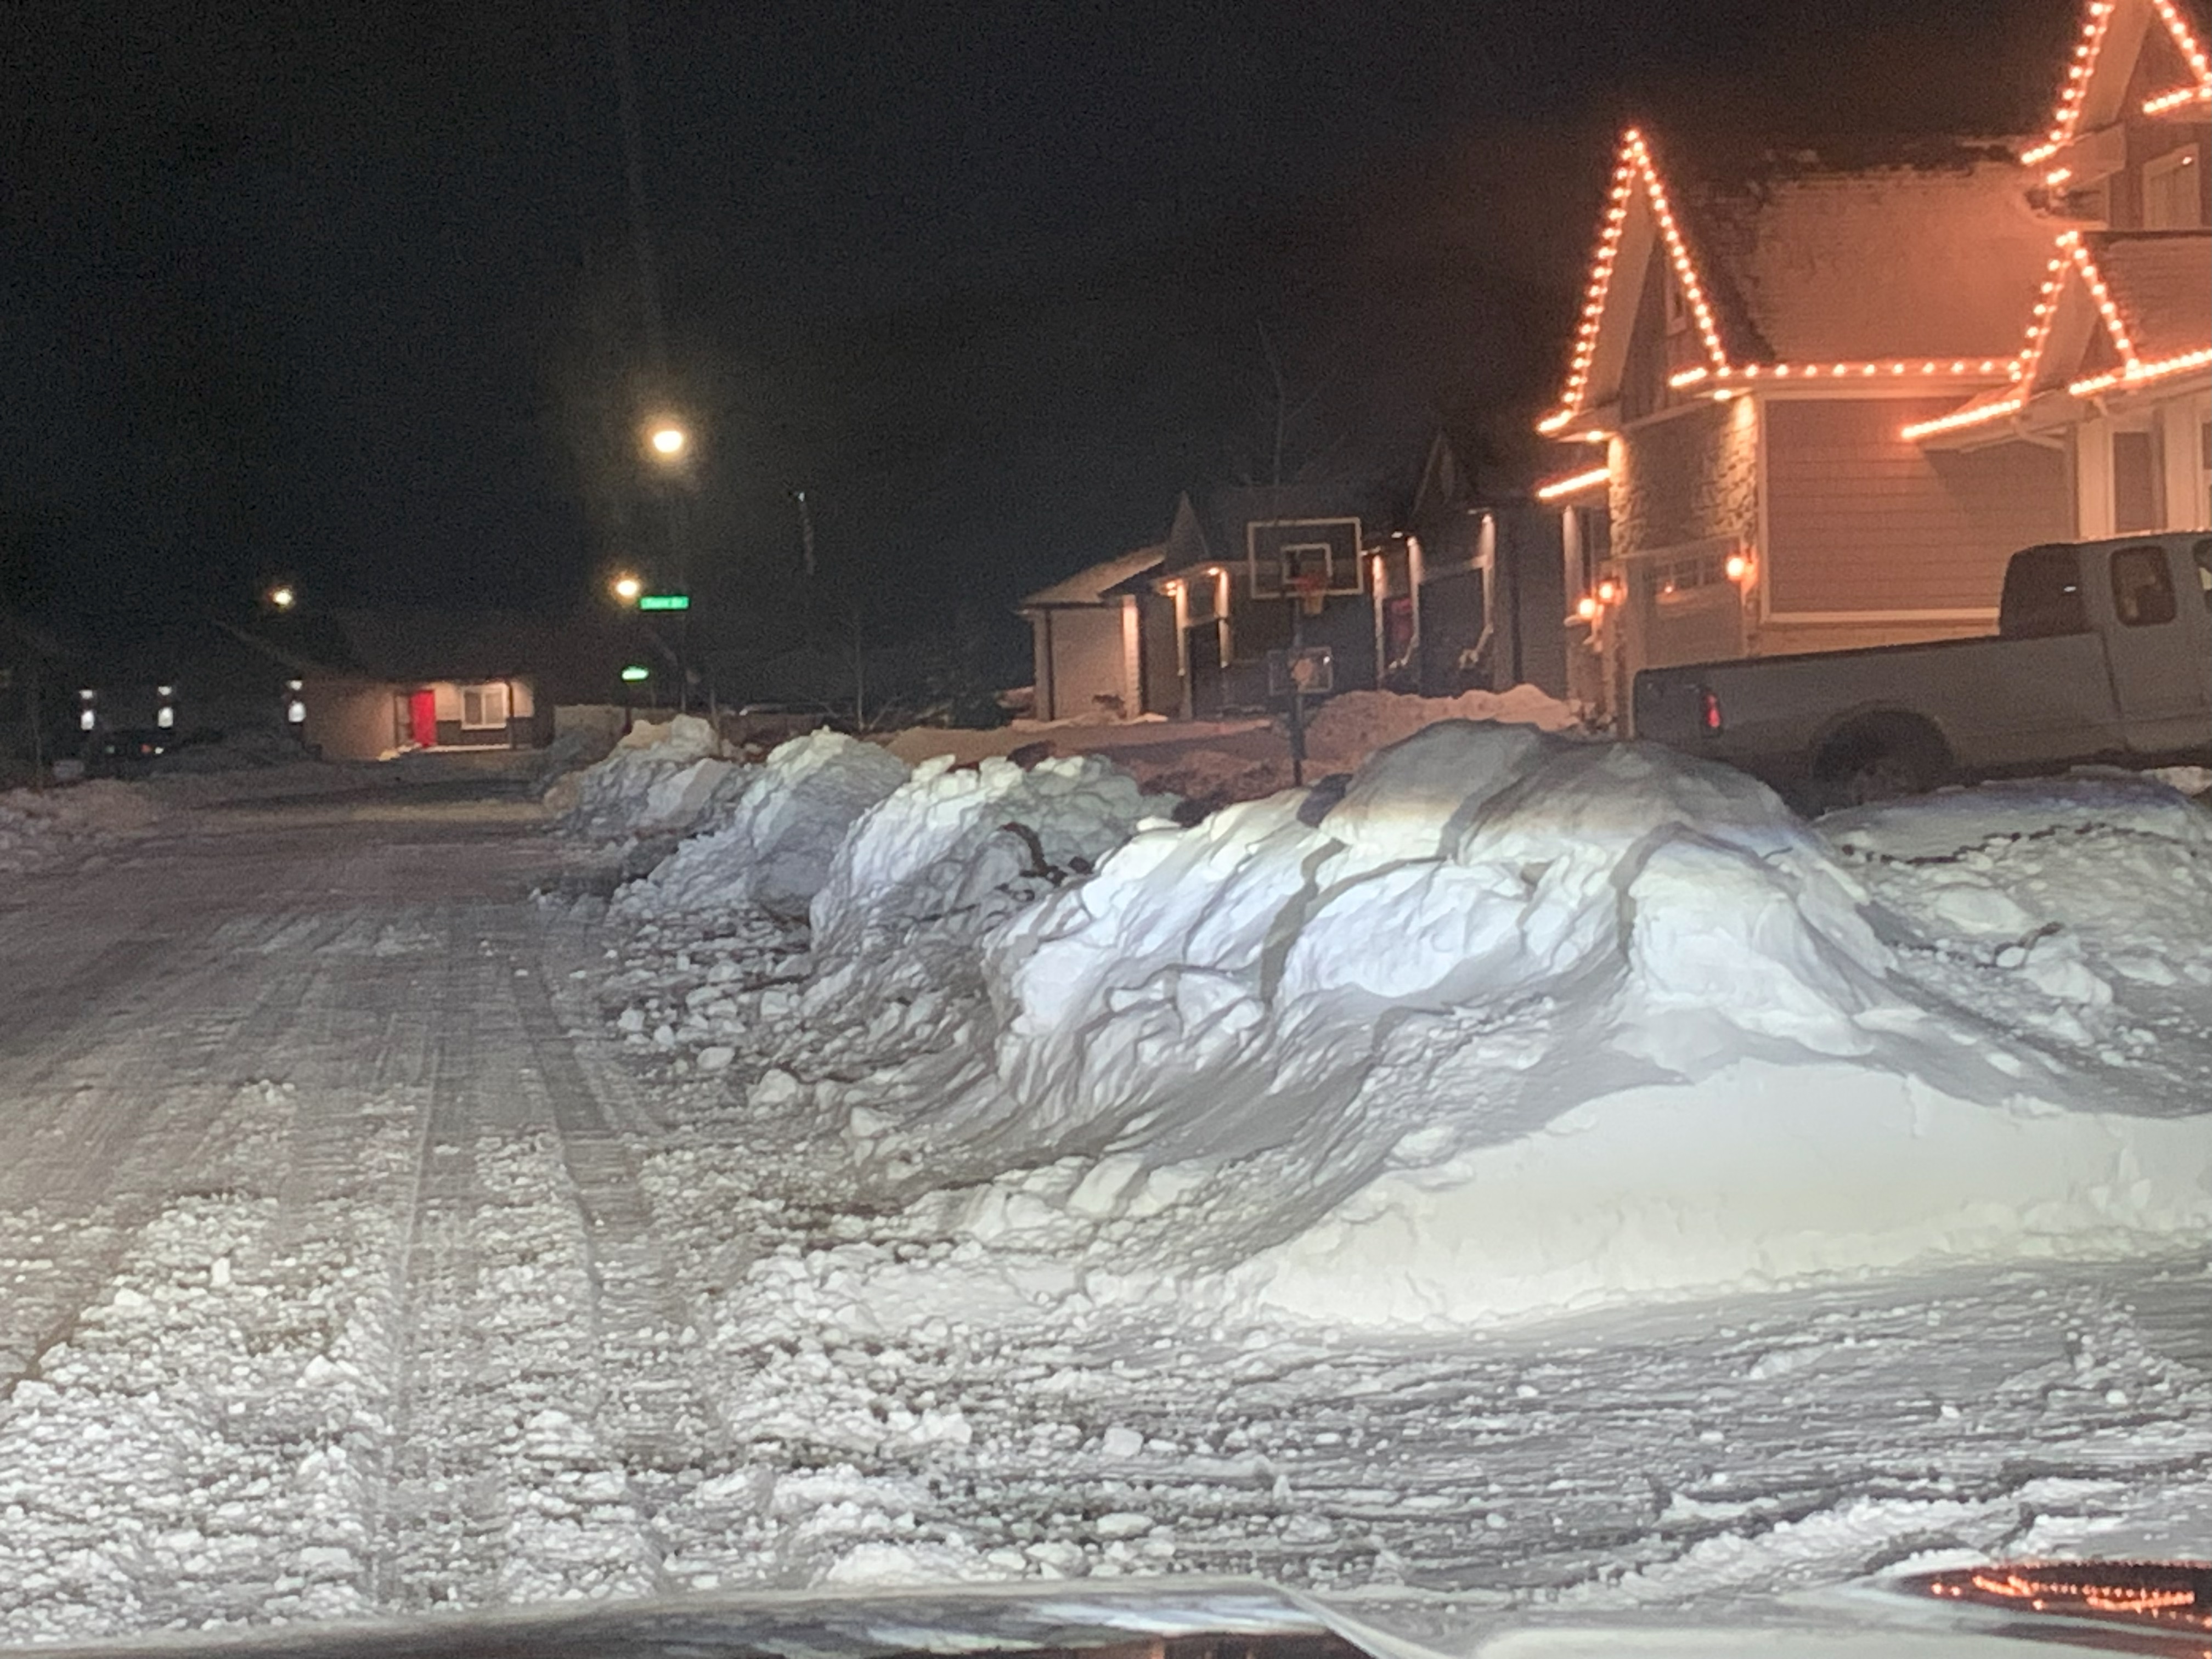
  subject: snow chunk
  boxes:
[624,731,909,921]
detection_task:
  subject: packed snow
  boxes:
[598,722,2212,1334]
[0,781,161,872]
[3,717,2210,1645]
[550,713,746,840]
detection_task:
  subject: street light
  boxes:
[268,585,296,611]
[612,572,643,603]
[647,422,687,460]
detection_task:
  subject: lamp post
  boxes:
[642,418,693,712]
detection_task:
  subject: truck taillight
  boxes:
[1699,688,1723,733]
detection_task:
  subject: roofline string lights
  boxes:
[2024,0,2210,160]
[2022,0,2119,165]
[1670,359,2015,388]
[2143,0,2212,107]
[1899,228,2209,439]
[1898,233,2095,440]
[1534,465,1611,502]
[1538,129,1729,433]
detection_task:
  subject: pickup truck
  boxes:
[1634,532,2212,810]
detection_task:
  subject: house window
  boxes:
[2143,146,2202,230]
[1651,548,1729,600]
[460,683,509,729]
[2113,426,2164,533]
[2110,546,2178,627]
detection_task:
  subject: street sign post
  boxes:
[637,594,690,612]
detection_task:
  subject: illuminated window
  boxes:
[1650,549,1729,600]
[460,684,510,729]
[2143,146,2202,229]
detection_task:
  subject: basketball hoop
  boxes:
[1287,571,1329,616]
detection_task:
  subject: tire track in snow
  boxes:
[373,909,670,1612]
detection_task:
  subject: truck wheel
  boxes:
[1813,718,1950,811]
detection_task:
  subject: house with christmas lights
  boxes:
[1537,0,2210,729]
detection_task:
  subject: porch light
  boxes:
[1725,552,1753,583]
[1576,595,1600,621]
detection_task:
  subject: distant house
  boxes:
[1533,0,2209,729]
[1017,544,1163,720]
[1026,438,1589,724]
[289,612,557,760]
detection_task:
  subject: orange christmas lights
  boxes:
[2143,83,2211,112]
[2069,346,2212,396]
[1536,465,1611,501]
[1539,129,1728,432]
[2024,0,2210,162]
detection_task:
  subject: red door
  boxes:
[409,689,438,748]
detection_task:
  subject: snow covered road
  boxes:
[2,768,2211,1645]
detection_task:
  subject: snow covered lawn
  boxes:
[0,724,2208,1645]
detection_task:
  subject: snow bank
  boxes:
[828,727,2212,1327]
[608,718,2212,1332]
[1302,686,1583,765]
[619,731,909,920]
[0,783,161,872]
[555,714,743,839]
[810,752,1178,963]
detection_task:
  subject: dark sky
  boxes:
[3,0,2077,648]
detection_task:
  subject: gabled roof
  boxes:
[1019,544,1164,608]
[1904,228,2211,440]
[1539,131,2048,434]
[2022,0,2211,166]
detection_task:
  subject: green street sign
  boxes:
[620,665,650,683]
[637,594,690,611]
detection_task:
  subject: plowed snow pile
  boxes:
[0,782,161,872]
[613,724,2212,1331]
[554,714,743,839]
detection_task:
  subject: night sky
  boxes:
[5,0,2078,655]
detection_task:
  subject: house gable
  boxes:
[1539,130,1731,435]
[2023,0,2211,170]
[1541,133,2044,441]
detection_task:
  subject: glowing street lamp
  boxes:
[612,572,644,603]
[647,422,687,461]
[268,585,296,611]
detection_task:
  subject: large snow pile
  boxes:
[1302,686,1583,765]
[810,752,1178,963]
[601,718,2212,1336]
[631,722,2212,1333]
[554,714,743,840]
[0,783,161,872]
[618,731,909,921]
